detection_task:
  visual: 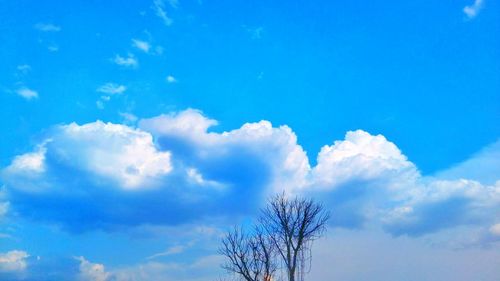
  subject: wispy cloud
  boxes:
[147,245,186,260]
[243,25,264,39]
[96,100,105,110]
[132,39,151,53]
[97,83,127,95]
[16,64,31,74]
[34,23,61,32]
[464,0,484,19]
[47,44,59,52]
[16,87,38,100]
[113,54,138,68]
[153,0,175,26]
[119,112,138,124]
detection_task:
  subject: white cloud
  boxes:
[153,0,173,26]
[464,0,484,19]
[132,39,151,53]
[4,146,46,174]
[166,75,177,83]
[3,121,172,191]
[311,130,418,189]
[113,54,138,68]
[139,109,218,139]
[147,245,186,260]
[16,87,38,100]
[77,257,111,281]
[97,83,127,95]
[34,23,61,32]
[2,109,499,238]
[0,250,29,272]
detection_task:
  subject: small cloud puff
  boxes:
[97,83,127,95]
[16,87,38,100]
[132,39,151,53]
[464,0,484,19]
[113,54,138,68]
[166,75,177,83]
[77,256,111,281]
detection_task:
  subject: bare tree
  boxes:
[260,193,330,281]
[219,227,277,281]
[219,193,329,281]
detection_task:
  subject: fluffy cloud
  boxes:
[311,130,418,189]
[0,250,29,272]
[1,109,499,239]
[77,257,111,281]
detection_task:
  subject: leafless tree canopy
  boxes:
[260,193,330,281]
[219,227,277,281]
[219,193,329,281]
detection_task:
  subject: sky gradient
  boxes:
[0,0,499,280]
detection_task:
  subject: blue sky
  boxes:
[0,0,499,280]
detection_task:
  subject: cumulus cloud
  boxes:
[16,87,38,100]
[0,250,29,272]
[464,0,484,19]
[1,109,499,239]
[311,130,418,189]
[77,257,111,281]
[34,23,61,32]
[113,54,138,68]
